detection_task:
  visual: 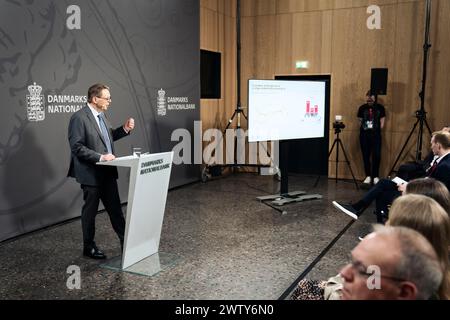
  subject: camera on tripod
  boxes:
[326,115,359,189]
[333,115,345,133]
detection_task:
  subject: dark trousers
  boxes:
[81,178,125,248]
[360,130,382,177]
[397,161,426,181]
[359,178,401,221]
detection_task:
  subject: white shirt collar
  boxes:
[436,151,450,164]
[87,102,102,117]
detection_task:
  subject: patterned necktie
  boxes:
[98,114,112,154]
[427,161,438,176]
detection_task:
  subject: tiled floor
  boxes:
[0,173,377,299]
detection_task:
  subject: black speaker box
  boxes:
[370,68,388,95]
[200,50,221,99]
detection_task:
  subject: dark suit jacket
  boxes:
[429,153,450,191]
[67,105,129,186]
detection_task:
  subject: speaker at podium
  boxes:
[96,151,177,276]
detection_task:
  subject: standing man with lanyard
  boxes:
[358,90,386,185]
[68,83,135,259]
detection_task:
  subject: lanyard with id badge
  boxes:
[365,108,374,130]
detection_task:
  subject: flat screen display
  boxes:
[248,79,326,142]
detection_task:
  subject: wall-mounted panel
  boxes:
[0,0,200,241]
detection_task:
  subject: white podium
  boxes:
[97,151,173,270]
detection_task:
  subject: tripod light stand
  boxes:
[389,0,433,176]
[218,0,268,171]
[328,122,359,189]
[224,0,246,137]
[201,0,272,182]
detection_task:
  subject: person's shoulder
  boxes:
[435,158,450,177]
[69,106,90,124]
[440,154,450,164]
[72,105,89,116]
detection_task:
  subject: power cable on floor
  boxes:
[277,219,355,300]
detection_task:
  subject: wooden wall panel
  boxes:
[201,0,450,176]
[330,5,397,178]
[427,0,450,129]
[389,0,424,170]
[291,11,327,75]
[217,0,236,16]
[333,0,358,9]
[200,7,219,51]
[200,5,236,133]
[329,8,362,178]
[201,0,218,12]
[351,0,398,7]
[241,0,277,17]
[389,131,430,169]
[277,0,334,13]
[222,14,237,130]
[240,15,277,131]
[321,11,333,73]
[335,0,401,10]
[241,16,256,122]
[254,15,277,80]
[274,14,294,74]
[200,6,220,132]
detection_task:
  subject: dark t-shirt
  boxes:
[357,103,386,132]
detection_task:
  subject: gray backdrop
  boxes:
[0,0,200,241]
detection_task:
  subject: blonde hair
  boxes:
[389,194,450,299]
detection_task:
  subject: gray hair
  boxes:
[373,225,443,300]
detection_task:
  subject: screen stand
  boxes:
[256,141,322,214]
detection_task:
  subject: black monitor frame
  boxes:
[274,74,331,194]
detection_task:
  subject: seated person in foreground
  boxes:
[340,225,443,300]
[292,185,450,300]
[332,130,450,222]
[386,194,450,299]
[397,126,450,181]
[404,177,450,214]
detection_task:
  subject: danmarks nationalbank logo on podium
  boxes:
[26,82,45,122]
[157,88,167,116]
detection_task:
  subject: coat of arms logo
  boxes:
[26,82,45,121]
[157,88,167,116]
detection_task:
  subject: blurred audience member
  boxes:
[340,225,442,300]
[388,194,450,299]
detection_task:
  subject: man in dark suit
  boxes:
[68,83,135,259]
[332,130,450,222]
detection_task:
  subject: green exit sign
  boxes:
[295,61,309,69]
